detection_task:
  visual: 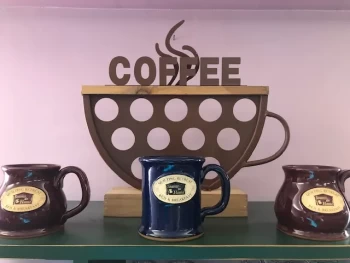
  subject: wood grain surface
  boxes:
[81,86,269,95]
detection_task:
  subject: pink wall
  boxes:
[1,7,350,202]
[2,0,350,10]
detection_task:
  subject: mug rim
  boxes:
[1,164,61,171]
[283,164,341,171]
[139,155,205,163]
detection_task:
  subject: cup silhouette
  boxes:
[82,85,290,190]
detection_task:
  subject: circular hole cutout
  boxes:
[203,157,221,179]
[199,99,222,122]
[111,128,135,150]
[130,98,153,122]
[217,128,240,151]
[131,157,142,179]
[95,98,119,122]
[165,98,188,122]
[147,128,170,150]
[233,98,257,122]
[182,128,205,151]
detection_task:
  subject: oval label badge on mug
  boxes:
[301,187,345,214]
[152,174,197,204]
[0,186,47,213]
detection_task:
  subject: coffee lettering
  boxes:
[200,57,219,86]
[159,57,177,86]
[179,57,198,85]
[109,56,130,85]
[134,57,156,86]
[222,57,240,86]
[109,56,241,86]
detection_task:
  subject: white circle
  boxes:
[131,158,142,179]
[199,99,222,122]
[182,128,205,151]
[203,157,221,179]
[94,98,119,122]
[217,128,240,151]
[165,99,188,122]
[111,128,135,150]
[130,98,153,122]
[233,99,257,122]
[147,128,170,150]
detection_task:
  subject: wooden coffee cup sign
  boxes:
[82,19,290,193]
[108,20,241,86]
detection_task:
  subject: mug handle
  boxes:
[55,166,91,224]
[200,164,231,222]
[337,170,350,193]
[243,111,290,167]
[337,170,350,229]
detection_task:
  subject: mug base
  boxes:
[0,225,64,239]
[277,223,349,241]
[139,231,204,242]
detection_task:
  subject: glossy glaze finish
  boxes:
[275,165,350,241]
[0,164,90,238]
[138,156,231,241]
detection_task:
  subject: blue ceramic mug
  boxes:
[138,156,231,241]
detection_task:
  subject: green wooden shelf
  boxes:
[0,201,349,262]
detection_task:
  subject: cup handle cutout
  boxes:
[243,111,290,167]
[55,166,91,224]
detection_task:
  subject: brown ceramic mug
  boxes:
[0,164,90,238]
[275,165,350,241]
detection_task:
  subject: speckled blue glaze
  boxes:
[138,156,231,240]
